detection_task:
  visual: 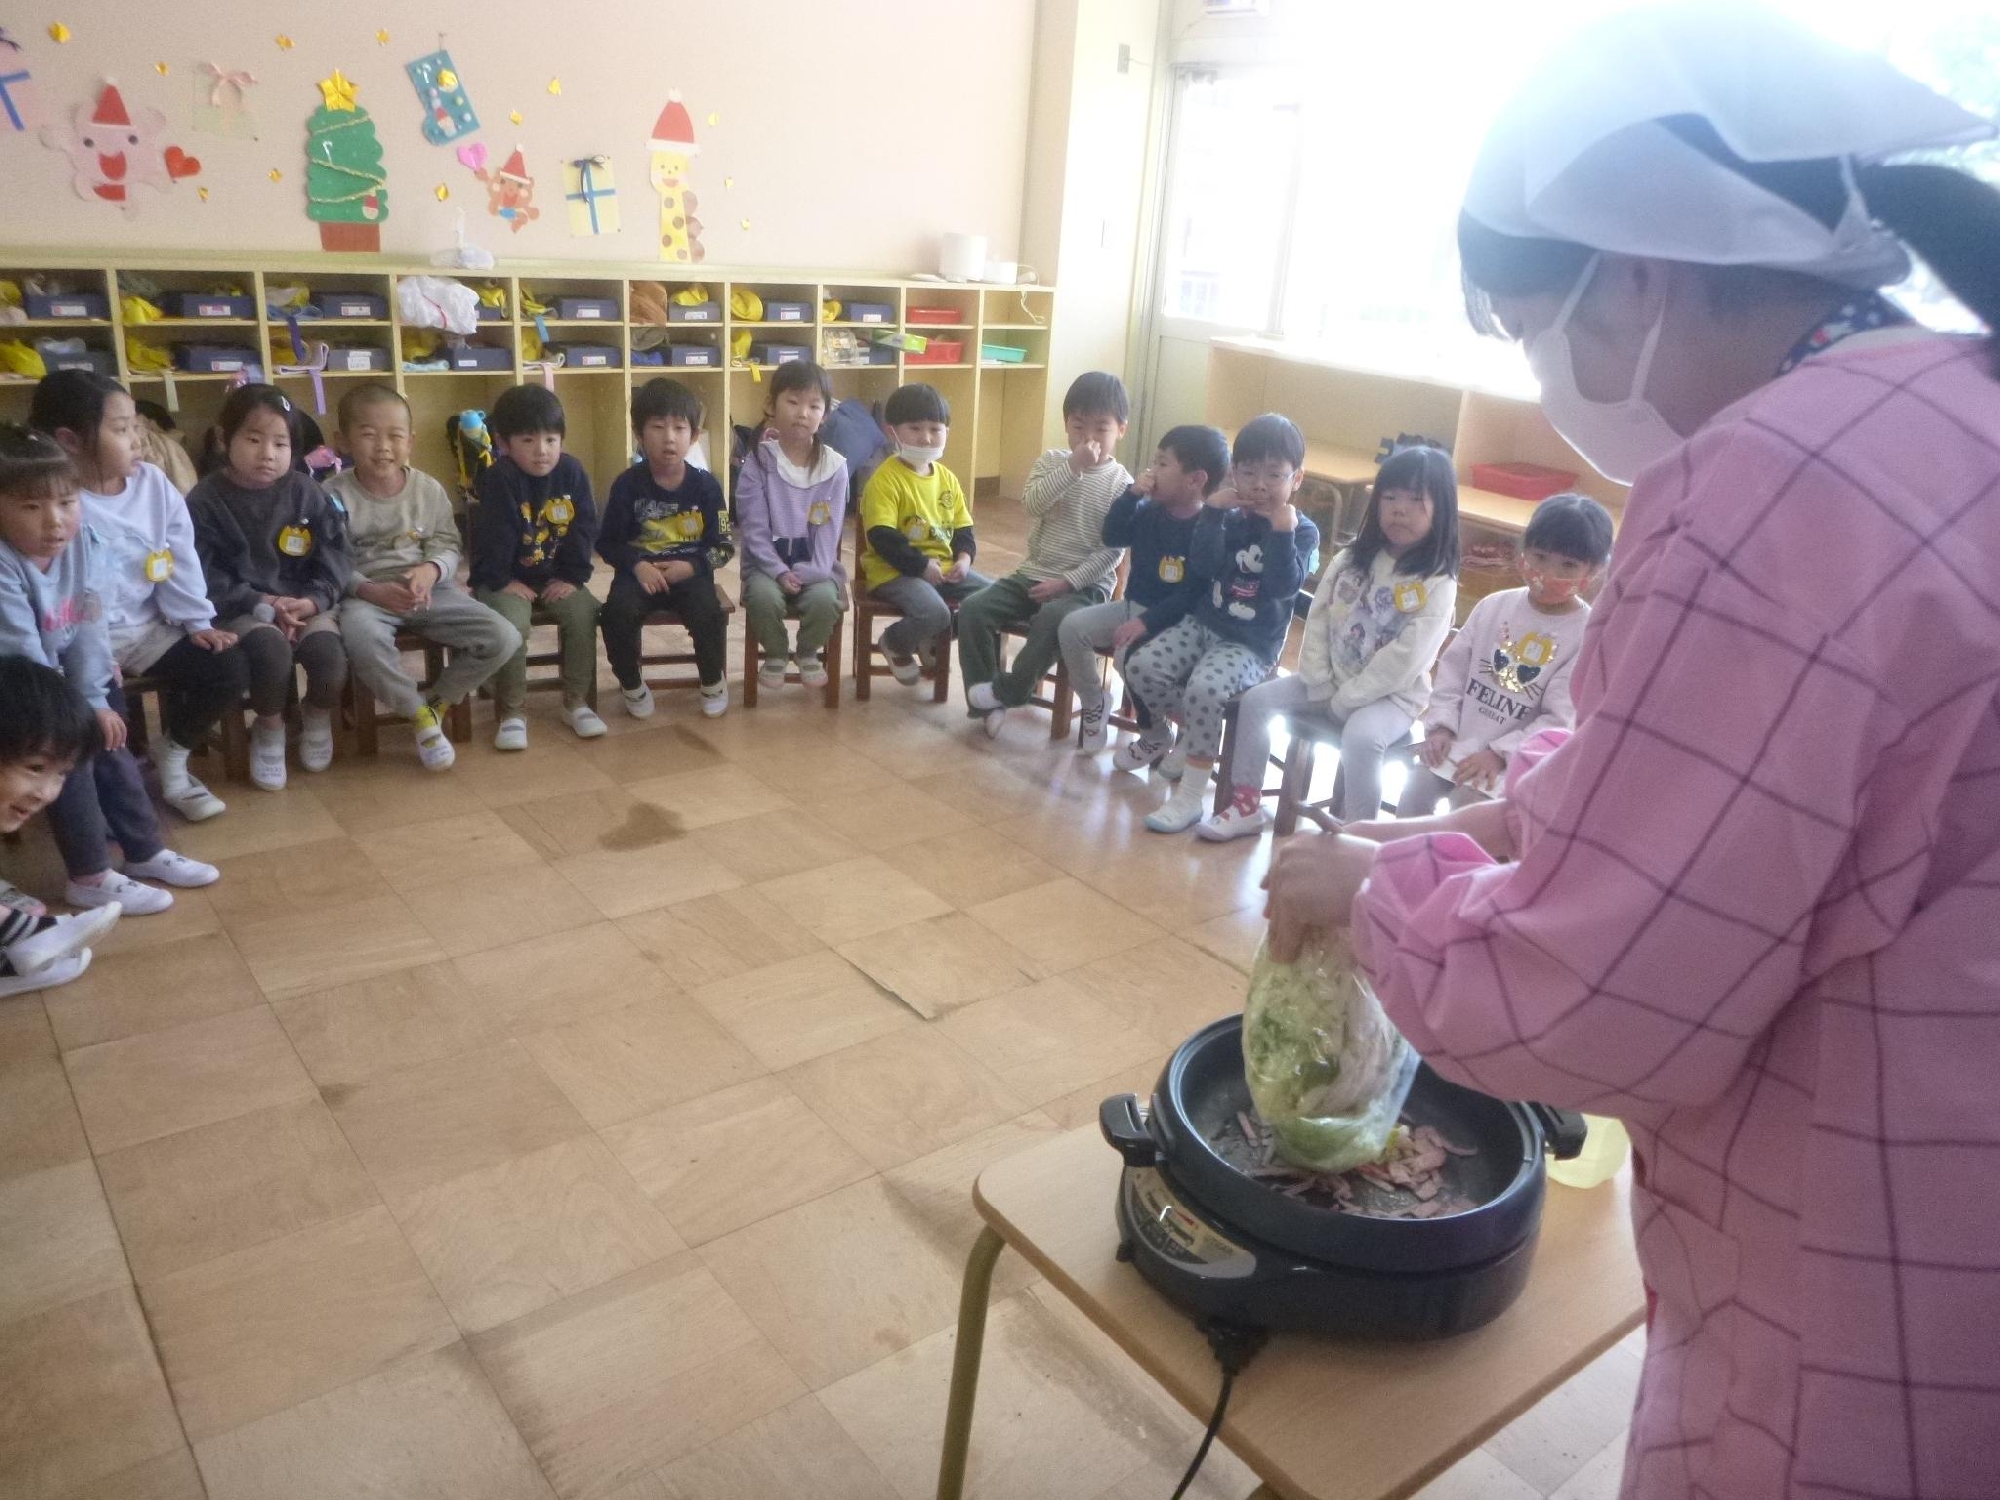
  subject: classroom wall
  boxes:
[0,1,1035,272]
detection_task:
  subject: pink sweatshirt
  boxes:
[1352,332,2000,1500]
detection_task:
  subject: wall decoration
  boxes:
[455,141,485,172]
[41,81,200,210]
[46,22,70,43]
[405,48,476,145]
[376,29,390,45]
[647,92,704,264]
[546,77,560,97]
[474,147,539,233]
[305,71,387,250]
[508,108,521,125]
[563,156,618,236]
[274,34,293,51]
[193,63,257,139]
[0,33,34,132]
[153,61,167,75]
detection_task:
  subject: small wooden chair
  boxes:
[743,591,845,710]
[519,604,595,712]
[851,510,953,704]
[123,672,252,783]
[349,635,475,755]
[632,590,739,695]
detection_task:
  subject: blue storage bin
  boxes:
[632,349,666,366]
[25,292,108,320]
[449,344,512,371]
[553,344,621,369]
[667,302,720,323]
[764,301,810,323]
[324,291,387,319]
[170,292,254,320]
[866,345,899,366]
[750,343,810,366]
[45,349,113,375]
[325,347,389,372]
[846,302,895,325]
[176,345,259,373]
[668,345,718,367]
[557,297,619,322]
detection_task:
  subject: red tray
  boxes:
[907,308,962,326]
[1470,462,1578,502]
[906,338,965,365]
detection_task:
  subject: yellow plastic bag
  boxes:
[0,340,46,377]
[121,294,165,324]
[729,288,763,321]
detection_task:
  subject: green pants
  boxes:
[956,572,1108,707]
[476,584,601,713]
[742,572,845,658]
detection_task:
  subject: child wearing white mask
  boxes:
[858,383,987,685]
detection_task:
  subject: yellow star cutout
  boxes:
[197,187,210,202]
[546,77,561,96]
[740,218,751,231]
[154,61,169,75]
[47,22,71,42]
[509,109,522,125]
[269,168,283,183]
[707,112,719,126]
[275,33,294,50]
[376,29,390,45]
[723,176,734,189]
[435,183,449,201]
[318,70,359,112]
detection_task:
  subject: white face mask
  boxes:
[899,443,945,468]
[1525,255,1683,485]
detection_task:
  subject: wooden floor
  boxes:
[0,507,1642,1500]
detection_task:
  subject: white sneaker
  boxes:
[758,656,789,689]
[412,703,456,772]
[1113,727,1172,774]
[67,870,173,915]
[797,651,829,688]
[1145,774,1212,835]
[125,849,221,888]
[299,707,335,772]
[699,682,728,718]
[563,703,609,739]
[1076,701,1108,756]
[494,715,529,752]
[622,684,656,719]
[1160,735,1190,781]
[4,905,119,977]
[152,739,226,821]
[1197,798,1271,842]
[886,649,922,686]
[0,947,92,999]
[967,682,1001,713]
[250,723,288,790]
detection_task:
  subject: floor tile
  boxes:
[819,1288,1197,1500]
[687,808,860,884]
[879,824,1063,909]
[783,1026,1028,1171]
[1186,903,1265,974]
[57,1446,207,1500]
[470,1256,803,1500]
[1072,825,1273,930]
[652,1393,893,1500]
[42,931,264,1051]
[271,959,491,1088]
[1040,1049,1174,1132]
[0,1285,183,1500]
[65,1006,317,1155]
[912,757,1059,825]
[225,893,446,1003]
[450,735,621,810]
[752,856,950,944]
[805,784,978,853]
[85,888,223,958]
[1411,1446,1545,1500]
[690,950,914,1071]
[602,1076,872,1246]
[699,1177,964,1390]
[1063,937,1248,1051]
[404,861,606,959]
[616,887,824,987]
[498,787,652,861]
[835,911,1038,1020]
[624,764,793,831]
[97,1097,378,1283]
[881,1112,1062,1297]
[579,723,726,785]
[554,837,744,921]
[389,1135,684,1333]
[732,740,887,801]
[964,877,1162,978]
[195,1343,554,1500]
[310,766,491,838]
[0,1000,89,1183]
[520,996,765,1129]
[1548,1433,1631,1500]
[142,1203,457,1441]
[204,836,398,927]
[0,1158,129,1325]
[1480,1338,1643,1495]
[167,787,344,863]
[453,922,677,1040]
[326,1040,590,1201]
[937,975,1163,1106]
[355,807,548,896]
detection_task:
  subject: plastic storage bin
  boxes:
[552,344,621,368]
[325,347,389,372]
[906,307,961,326]
[449,344,511,371]
[1469,462,1578,502]
[980,344,1027,364]
[557,297,619,321]
[667,302,720,323]
[176,345,258,373]
[44,348,113,375]
[24,292,108,320]
[668,344,718,367]
[324,292,387,319]
[844,302,895,325]
[906,337,965,366]
[750,343,810,366]
[170,293,254,320]
[764,300,810,323]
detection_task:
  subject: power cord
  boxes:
[1169,1319,1268,1499]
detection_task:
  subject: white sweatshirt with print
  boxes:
[80,461,216,673]
[1425,584,1590,765]
[1296,547,1457,718]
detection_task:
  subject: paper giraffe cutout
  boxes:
[647,92,704,263]
[405,49,477,145]
[41,81,199,210]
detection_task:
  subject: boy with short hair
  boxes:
[1056,423,1231,756]
[859,383,987,684]
[598,378,735,720]
[329,384,521,772]
[469,385,602,750]
[962,371,1133,737]
[1397,490,1613,814]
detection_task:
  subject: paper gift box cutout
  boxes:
[564,156,619,237]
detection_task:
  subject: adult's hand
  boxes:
[1261,832,1378,962]
[1345,799,1516,861]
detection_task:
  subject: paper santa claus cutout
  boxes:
[42,81,200,210]
[475,146,540,233]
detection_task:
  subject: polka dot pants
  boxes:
[1121,617,1270,762]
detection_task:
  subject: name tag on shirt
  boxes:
[1158,556,1185,583]
[277,525,314,558]
[143,548,174,583]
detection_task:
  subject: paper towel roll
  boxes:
[940,233,987,283]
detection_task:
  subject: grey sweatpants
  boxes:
[1120,617,1270,764]
[1055,598,1144,715]
[339,585,522,718]
[1226,672,1415,823]
[870,572,992,658]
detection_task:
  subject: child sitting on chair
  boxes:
[328,384,520,772]
[1121,414,1320,834]
[470,384,602,749]
[962,372,1132,738]
[1058,423,1231,756]
[1199,445,1460,840]
[736,361,848,691]
[1397,490,1611,816]
[599,378,735,720]
[859,383,985,685]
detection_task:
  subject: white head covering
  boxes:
[1463,5,1995,287]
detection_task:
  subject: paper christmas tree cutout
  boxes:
[305,70,387,250]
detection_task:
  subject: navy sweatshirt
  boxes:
[469,454,598,592]
[1179,507,1320,663]
[599,463,735,576]
[1102,487,1206,617]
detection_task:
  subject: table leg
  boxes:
[935,1226,1007,1500]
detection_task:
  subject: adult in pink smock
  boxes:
[1264,10,2000,1500]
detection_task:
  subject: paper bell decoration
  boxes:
[564,156,619,236]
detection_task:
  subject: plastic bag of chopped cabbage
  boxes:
[1243,928,1418,1173]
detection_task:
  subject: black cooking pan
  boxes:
[1103,1016,1586,1276]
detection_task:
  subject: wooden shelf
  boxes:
[8,317,114,329]
[982,322,1046,331]
[982,362,1048,371]
[734,321,817,331]
[141,318,260,330]
[293,318,392,328]
[125,372,245,383]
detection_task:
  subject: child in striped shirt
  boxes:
[961,372,1132,738]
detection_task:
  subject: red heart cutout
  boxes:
[164,147,202,181]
